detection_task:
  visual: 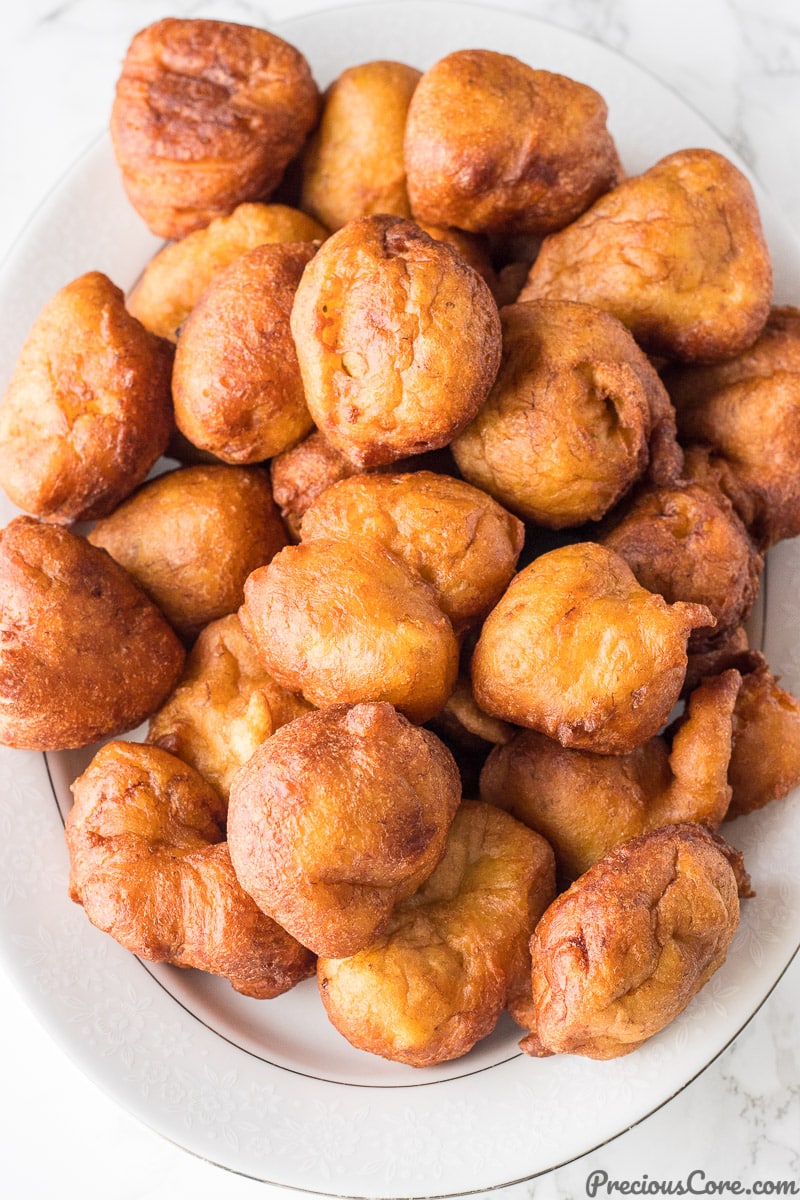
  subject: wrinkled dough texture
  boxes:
[726,665,800,818]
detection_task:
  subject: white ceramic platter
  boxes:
[0,2,798,1196]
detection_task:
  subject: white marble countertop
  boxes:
[0,1,798,1197]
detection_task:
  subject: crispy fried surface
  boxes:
[128,202,327,342]
[521,149,772,362]
[110,19,320,238]
[227,703,461,958]
[521,824,741,1058]
[727,664,800,818]
[0,518,184,750]
[173,242,316,463]
[471,543,711,754]
[683,626,754,697]
[0,272,173,524]
[317,801,555,1067]
[452,300,680,528]
[239,537,458,722]
[67,741,314,997]
[404,50,619,236]
[290,214,501,467]
[89,465,286,640]
[270,430,359,539]
[148,614,311,800]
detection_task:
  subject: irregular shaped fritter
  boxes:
[451,300,681,528]
[317,801,556,1067]
[173,242,317,463]
[726,663,800,818]
[0,518,185,751]
[270,429,361,540]
[481,671,741,880]
[110,19,320,238]
[227,703,461,958]
[300,470,524,631]
[404,50,620,236]
[147,614,311,800]
[89,465,286,640]
[683,626,754,697]
[471,542,711,754]
[520,824,743,1058]
[67,742,314,997]
[290,214,501,467]
[521,149,772,362]
[0,272,173,524]
[239,537,458,723]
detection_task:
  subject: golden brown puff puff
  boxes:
[227,702,461,958]
[726,662,800,819]
[602,482,763,652]
[110,19,320,239]
[128,202,327,342]
[301,60,421,230]
[0,517,184,750]
[521,149,772,363]
[67,742,314,998]
[404,50,620,237]
[239,537,458,723]
[520,824,745,1059]
[451,300,681,529]
[317,800,555,1067]
[683,626,754,697]
[471,542,711,754]
[88,465,286,641]
[270,429,360,540]
[147,613,312,802]
[300,470,524,632]
[0,272,173,525]
[481,670,741,881]
[290,214,501,467]
[172,242,317,464]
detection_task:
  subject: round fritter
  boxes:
[239,537,458,723]
[726,663,800,819]
[317,801,555,1067]
[520,824,742,1059]
[270,429,360,540]
[227,703,461,958]
[67,742,314,997]
[602,483,762,651]
[0,518,184,750]
[404,50,619,236]
[110,19,320,238]
[521,149,772,363]
[300,471,524,631]
[290,214,501,467]
[173,242,316,463]
[147,614,312,800]
[0,272,173,524]
[451,300,681,528]
[128,202,327,342]
[88,465,286,640]
[471,542,712,754]
[301,60,421,230]
[481,671,741,880]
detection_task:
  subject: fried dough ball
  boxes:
[471,543,712,754]
[520,824,743,1058]
[300,471,524,631]
[88,465,286,640]
[726,663,800,819]
[147,614,311,800]
[290,214,502,467]
[0,272,173,524]
[239,537,458,723]
[317,801,555,1067]
[0,518,184,750]
[128,202,327,342]
[110,19,320,238]
[521,149,772,363]
[301,61,421,230]
[270,430,360,539]
[602,483,762,651]
[404,50,619,236]
[683,626,754,697]
[67,742,314,997]
[172,242,316,463]
[481,671,741,880]
[451,301,681,528]
[227,703,461,958]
